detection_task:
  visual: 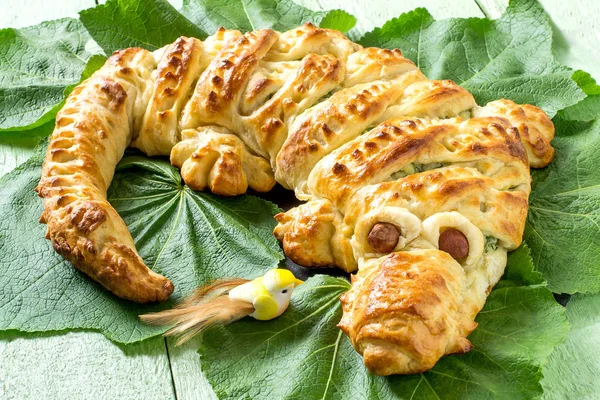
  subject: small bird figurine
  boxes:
[140,268,304,344]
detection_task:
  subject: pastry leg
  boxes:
[273,199,356,271]
[170,126,275,196]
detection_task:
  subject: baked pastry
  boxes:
[37,24,554,373]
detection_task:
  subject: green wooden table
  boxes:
[1,0,598,398]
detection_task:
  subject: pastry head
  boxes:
[337,249,478,375]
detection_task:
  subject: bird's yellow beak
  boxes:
[294,278,304,287]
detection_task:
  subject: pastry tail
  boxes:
[140,279,253,345]
[36,48,174,303]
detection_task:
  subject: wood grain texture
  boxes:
[167,337,218,400]
[0,0,95,28]
[0,331,175,400]
[477,0,600,80]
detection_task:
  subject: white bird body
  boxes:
[140,268,303,343]
[229,269,303,320]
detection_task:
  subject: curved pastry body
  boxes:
[37,48,174,303]
[39,24,554,373]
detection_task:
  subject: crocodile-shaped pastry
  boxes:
[36,23,554,374]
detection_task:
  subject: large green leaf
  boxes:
[180,0,356,34]
[200,250,568,399]
[80,0,207,54]
[0,18,95,131]
[495,243,545,289]
[541,293,600,399]
[0,146,282,343]
[0,121,53,177]
[358,0,584,117]
[526,117,600,294]
[558,70,600,122]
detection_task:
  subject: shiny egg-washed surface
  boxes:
[36,23,554,375]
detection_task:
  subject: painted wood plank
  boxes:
[477,0,600,80]
[0,331,175,400]
[167,337,218,400]
[0,0,95,29]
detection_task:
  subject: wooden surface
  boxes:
[0,0,598,398]
[0,332,174,399]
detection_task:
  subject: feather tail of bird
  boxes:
[140,278,253,345]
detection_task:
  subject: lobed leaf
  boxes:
[180,0,355,34]
[495,243,545,289]
[80,0,207,53]
[0,146,282,343]
[0,18,95,131]
[358,0,585,117]
[558,70,600,122]
[526,117,600,293]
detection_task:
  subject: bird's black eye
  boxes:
[282,289,288,294]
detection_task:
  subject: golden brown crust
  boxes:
[276,71,426,192]
[132,37,204,156]
[38,48,173,303]
[180,29,279,155]
[473,99,555,167]
[343,48,418,87]
[344,166,529,250]
[264,23,360,62]
[308,116,529,211]
[273,199,355,271]
[245,52,345,162]
[338,250,476,375]
[170,126,275,195]
[379,79,476,120]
